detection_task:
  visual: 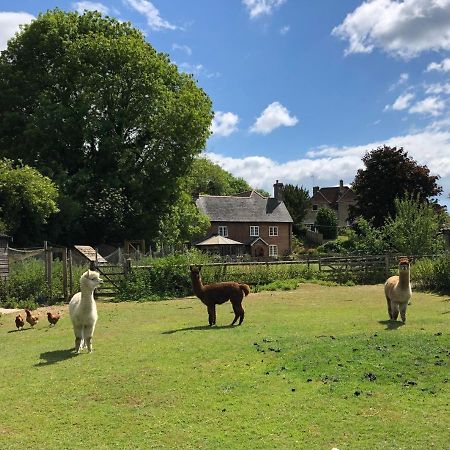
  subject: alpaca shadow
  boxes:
[162,324,234,335]
[35,348,77,367]
[378,320,405,330]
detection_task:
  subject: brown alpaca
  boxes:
[189,265,250,326]
[384,256,412,323]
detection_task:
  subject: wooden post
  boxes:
[68,249,73,298]
[124,258,132,275]
[384,254,390,278]
[62,247,68,302]
[46,245,53,301]
[318,255,322,272]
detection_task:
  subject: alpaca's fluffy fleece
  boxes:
[69,270,102,353]
[384,257,412,323]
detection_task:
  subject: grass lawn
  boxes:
[1,284,449,449]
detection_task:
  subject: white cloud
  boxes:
[332,0,450,59]
[0,11,34,51]
[280,25,290,35]
[206,126,450,204]
[425,83,450,95]
[409,96,446,116]
[177,62,220,79]
[386,92,415,111]
[73,2,110,15]
[211,112,239,137]
[426,58,450,72]
[172,43,192,56]
[389,72,409,91]
[124,0,178,30]
[250,101,298,134]
[243,0,286,19]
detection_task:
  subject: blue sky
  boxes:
[1,0,450,206]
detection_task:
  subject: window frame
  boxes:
[269,245,278,257]
[312,204,318,211]
[269,226,278,237]
[218,225,228,237]
[249,225,260,237]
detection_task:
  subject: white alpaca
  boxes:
[69,270,103,353]
[384,257,412,323]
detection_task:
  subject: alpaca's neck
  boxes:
[80,285,96,303]
[191,275,205,298]
[398,269,410,289]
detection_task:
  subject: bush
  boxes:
[0,258,88,308]
[411,254,450,293]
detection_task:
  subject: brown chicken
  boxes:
[15,314,25,331]
[25,309,39,328]
[47,312,61,326]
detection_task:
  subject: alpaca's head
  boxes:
[399,257,411,271]
[189,265,201,281]
[80,270,103,291]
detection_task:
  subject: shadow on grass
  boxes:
[7,328,33,333]
[162,324,235,334]
[378,320,405,330]
[35,348,77,367]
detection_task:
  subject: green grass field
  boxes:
[1,284,449,449]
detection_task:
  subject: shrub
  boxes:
[411,254,450,293]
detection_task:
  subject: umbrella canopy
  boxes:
[196,235,243,246]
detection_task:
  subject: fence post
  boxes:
[318,255,322,272]
[124,258,132,276]
[45,244,53,301]
[62,247,68,302]
[384,254,390,278]
[68,249,73,298]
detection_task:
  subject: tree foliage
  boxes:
[187,157,251,196]
[282,184,310,236]
[0,9,213,245]
[384,195,445,255]
[315,208,338,239]
[350,146,442,227]
[0,159,59,245]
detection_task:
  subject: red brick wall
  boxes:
[207,222,292,257]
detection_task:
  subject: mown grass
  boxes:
[0,284,449,450]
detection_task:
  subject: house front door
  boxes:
[253,245,265,258]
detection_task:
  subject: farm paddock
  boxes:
[0,284,449,449]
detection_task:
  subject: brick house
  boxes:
[303,180,356,229]
[195,181,293,258]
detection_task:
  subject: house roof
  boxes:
[196,235,244,246]
[312,186,356,204]
[196,190,293,223]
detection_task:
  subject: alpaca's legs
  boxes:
[386,295,393,320]
[399,303,407,323]
[73,324,83,353]
[207,305,216,326]
[84,324,96,352]
[391,302,399,321]
[231,302,245,326]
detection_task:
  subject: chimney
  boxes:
[339,180,344,188]
[273,180,284,202]
[313,186,319,195]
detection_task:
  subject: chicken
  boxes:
[47,312,61,326]
[15,314,25,331]
[25,309,39,328]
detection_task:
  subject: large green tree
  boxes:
[350,146,442,227]
[0,159,59,245]
[0,9,212,245]
[187,157,251,196]
[282,184,310,236]
[315,208,338,239]
[384,195,445,255]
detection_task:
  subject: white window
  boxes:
[269,226,278,236]
[250,226,259,237]
[218,226,228,237]
[269,245,278,257]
